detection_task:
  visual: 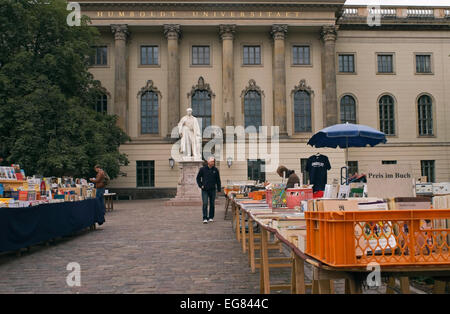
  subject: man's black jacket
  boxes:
[196,165,221,192]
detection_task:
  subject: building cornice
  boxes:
[78,1,345,10]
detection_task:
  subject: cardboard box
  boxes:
[416,183,433,194]
[307,199,316,212]
[432,182,450,195]
[416,176,428,183]
[358,201,389,211]
[316,199,359,212]
[392,197,431,210]
[276,219,306,229]
[297,231,307,252]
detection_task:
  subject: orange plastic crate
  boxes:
[250,190,265,200]
[305,209,450,267]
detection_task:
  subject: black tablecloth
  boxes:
[0,198,105,253]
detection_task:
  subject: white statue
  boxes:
[178,108,202,160]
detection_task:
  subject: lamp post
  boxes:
[227,157,233,168]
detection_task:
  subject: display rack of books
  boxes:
[0,166,97,208]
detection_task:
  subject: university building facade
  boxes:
[79,0,450,195]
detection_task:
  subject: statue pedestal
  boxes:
[165,160,204,206]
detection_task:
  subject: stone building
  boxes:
[79,0,450,197]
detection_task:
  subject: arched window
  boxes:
[141,91,159,134]
[340,95,356,124]
[94,93,108,114]
[379,95,395,135]
[192,90,211,132]
[189,77,214,133]
[244,90,262,129]
[294,90,311,132]
[418,95,433,136]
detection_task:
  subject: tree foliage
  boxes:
[0,0,130,179]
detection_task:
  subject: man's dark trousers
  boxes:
[202,189,216,220]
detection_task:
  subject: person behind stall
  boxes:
[0,156,6,166]
[90,165,106,210]
[196,156,221,224]
[276,165,300,189]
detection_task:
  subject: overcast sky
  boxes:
[345,0,450,6]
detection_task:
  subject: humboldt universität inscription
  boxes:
[92,10,302,19]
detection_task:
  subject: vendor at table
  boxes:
[90,165,106,210]
[276,165,300,189]
[0,155,6,166]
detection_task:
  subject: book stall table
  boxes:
[229,196,450,294]
[104,193,116,212]
[233,198,305,293]
[0,198,105,255]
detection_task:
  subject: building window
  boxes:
[292,45,310,65]
[382,160,397,165]
[136,160,155,187]
[141,91,159,134]
[416,54,432,73]
[192,45,210,65]
[300,158,309,185]
[379,95,395,135]
[340,95,357,124]
[141,45,158,65]
[94,94,107,114]
[192,90,212,132]
[418,95,433,136]
[244,90,262,129]
[90,46,107,66]
[421,160,435,183]
[248,159,265,182]
[377,54,393,73]
[294,91,312,132]
[347,161,358,176]
[338,54,355,73]
[243,45,261,65]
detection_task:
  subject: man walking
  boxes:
[196,157,221,224]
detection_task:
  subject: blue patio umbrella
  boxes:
[307,123,387,183]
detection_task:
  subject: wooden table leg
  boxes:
[400,277,410,294]
[291,252,296,294]
[248,216,256,273]
[344,275,363,294]
[241,211,247,253]
[224,197,230,219]
[231,202,235,231]
[433,280,447,294]
[312,280,319,294]
[386,276,396,294]
[260,228,270,294]
[293,255,306,294]
[318,280,332,294]
[235,204,241,243]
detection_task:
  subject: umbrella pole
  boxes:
[345,137,349,185]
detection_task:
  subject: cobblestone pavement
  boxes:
[0,198,401,294]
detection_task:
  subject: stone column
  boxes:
[219,24,236,127]
[271,24,288,136]
[321,25,338,127]
[164,24,181,137]
[111,24,129,132]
